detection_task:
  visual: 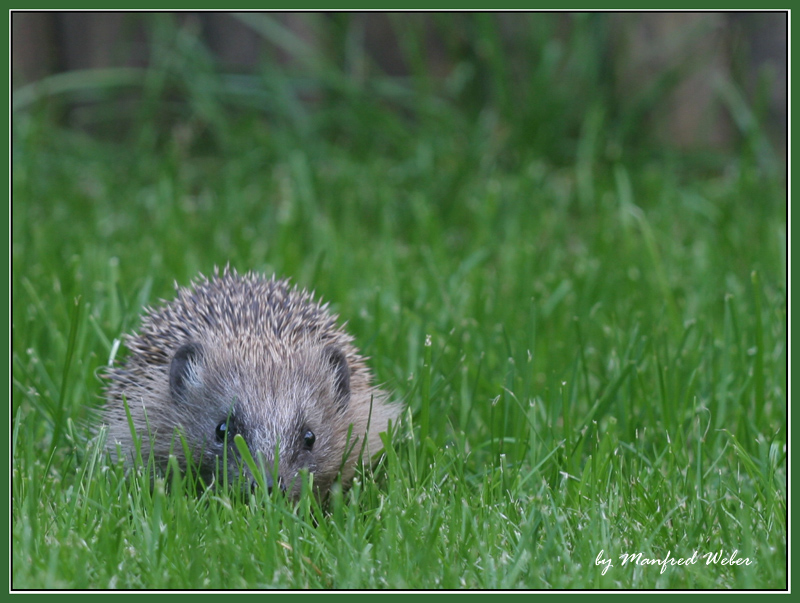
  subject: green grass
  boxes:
[12,14,786,590]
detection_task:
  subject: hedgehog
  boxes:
[103,268,401,499]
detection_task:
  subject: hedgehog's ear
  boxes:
[170,342,204,403]
[325,346,350,410]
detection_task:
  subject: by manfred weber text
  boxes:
[595,549,753,575]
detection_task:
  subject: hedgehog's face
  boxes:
[167,339,356,499]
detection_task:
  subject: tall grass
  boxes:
[12,13,786,589]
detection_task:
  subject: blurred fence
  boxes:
[11,11,787,155]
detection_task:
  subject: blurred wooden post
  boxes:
[12,12,59,85]
[613,13,734,150]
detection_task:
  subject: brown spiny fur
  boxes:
[104,268,401,498]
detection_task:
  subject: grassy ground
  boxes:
[12,14,786,590]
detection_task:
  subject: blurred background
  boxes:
[12,12,787,162]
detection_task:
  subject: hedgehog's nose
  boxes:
[248,473,273,494]
[250,472,285,496]
[268,476,287,496]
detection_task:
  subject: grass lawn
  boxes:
[11,14,786,590]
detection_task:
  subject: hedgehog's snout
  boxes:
[249,472,286,496]
[240,449,288,496]
[227,454,285,496]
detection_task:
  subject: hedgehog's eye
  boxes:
[216,421,233,443]
[303,429,316,451]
